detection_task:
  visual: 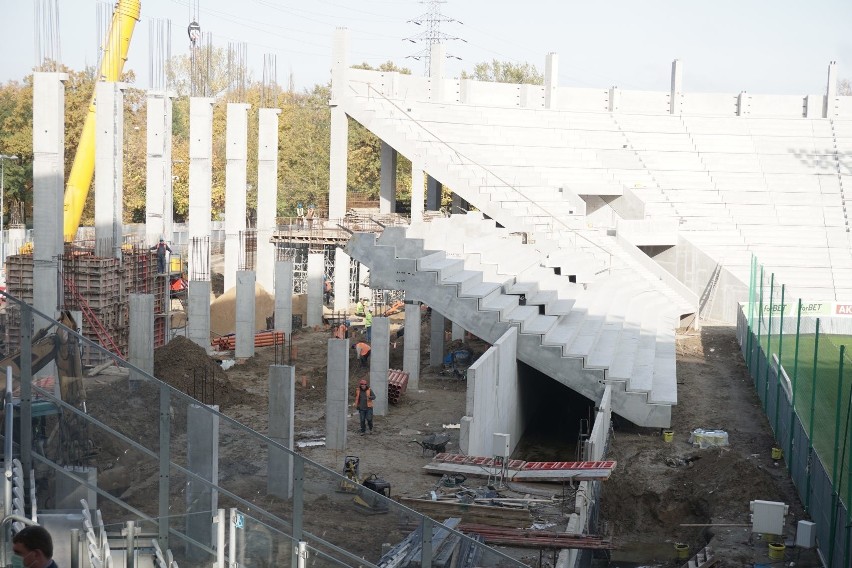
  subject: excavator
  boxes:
[1,311,94,465]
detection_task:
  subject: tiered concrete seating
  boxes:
[348,214,679,427]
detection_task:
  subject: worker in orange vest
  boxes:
[353,378,376,434]
[352,341,371,367]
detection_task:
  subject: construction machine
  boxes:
[1,311,94,464]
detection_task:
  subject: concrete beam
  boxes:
[188,97,215,281]
[224,103,250,292]
[328,28,350,221]
[146,92,175,245]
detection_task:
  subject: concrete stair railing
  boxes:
[347,224,677,428]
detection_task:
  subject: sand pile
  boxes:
[153,336,251,408]
[210,283,276,336]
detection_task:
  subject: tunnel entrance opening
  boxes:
[513,361,596,463]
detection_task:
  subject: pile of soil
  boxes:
[209,283,276,335]
[153,335,251,408]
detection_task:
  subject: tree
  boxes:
[461,60,543,85]
[840,79,852,96]
[351,61,412,75]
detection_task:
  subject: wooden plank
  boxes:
[399,498,531,528]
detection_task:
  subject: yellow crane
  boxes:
[62,0,141,242]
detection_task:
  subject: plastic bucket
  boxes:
[768,542,785,560]
[771,447,783,460]
[674,543,689,560]
[663,430,674,443]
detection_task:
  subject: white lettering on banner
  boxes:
[836,304,852,315]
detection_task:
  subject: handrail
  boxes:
[357,83,617,268]
[1,514,39,565]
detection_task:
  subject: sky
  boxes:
[0,0,850,96]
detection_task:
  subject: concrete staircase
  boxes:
[346,213,679,428]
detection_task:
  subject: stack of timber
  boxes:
[378,518,484,568]
[424,453,617,482]
[398,497,531,528]
[388,369,409,404]
[455,524,613,550]
[211,330,285,350]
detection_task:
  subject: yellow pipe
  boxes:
[63,0,141,242]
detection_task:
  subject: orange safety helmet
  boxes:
[359,379,368,386]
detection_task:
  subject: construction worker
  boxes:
[12,525,59,568]
[353,341,371,367]
[364,308,373,341]
[355,298,369,317]
[150,238,172,274]
[296,203,305,229]
[353,378,376,434]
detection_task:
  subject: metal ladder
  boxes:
[64,277,124,358]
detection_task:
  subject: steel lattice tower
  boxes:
[405,0,463,76]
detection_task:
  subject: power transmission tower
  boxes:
[405,0,464,76]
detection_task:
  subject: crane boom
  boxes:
[62,0,141,242]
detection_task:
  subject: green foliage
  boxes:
[351,61,412,75]
[462,60,543,85]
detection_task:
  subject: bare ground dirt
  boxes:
[109,317,822,567]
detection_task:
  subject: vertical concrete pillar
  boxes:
[307,253,324,327]
[333,247,351,313]
[146,92,175,245]
[737,91,751,116]
[411,161,425,222]
[95,82,123,259]
[403,302,421,389]
[825,60,838,118]
[129,294,154,383]
[429,43,446,100]
[274,260,294,335]
[670,59,683,115]
[224,103,250,293]
[188,97,215,281]
[358,264,371,304]
[426,176,442,211]
[326,338,350,450]
[544,53,558,109]
[268,365,295,499]
[187,280,212,353]
[379,142,397,214]
[186,404,219,560]
[328,28,350,221]
[451,194,468,215]
[430,311,445,367]
[452,321,464,342]
[257,108,281,292]
[370,317,390,417]
[236,271,256,359]
[32,72,66,324]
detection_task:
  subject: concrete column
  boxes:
[7,227,25,261]
[268,365,295,499]
[370,317,390,416]
[187,280,212,353]
[426,176,442,211]
[326,338,349,450]
[737,91,751,116]
[411,161,425,222]
[452,322,464,342]
[274,260,294,335]
[358,264,371,304]
[825,60,838,118]
[379,142,397,214]
[544,52,558,109]
[95,82,123,259]
[257,108,281,292]
[430,311,445,367]
[403,302,421,389]
[805,95,823,118]
[328,28,350,221]
[32,72,66,325]
[333,247,351,313]
[519,84,537,108]
[146,92,175,245]
[670,59,683,115]
[224,103,250,293]
[186,404,219,560]
[306,253,324,327]
[429,43,446,100]
[451,194,468,215]
[188,97,215,281]
[236,271,256,359]
[129,294,154,383]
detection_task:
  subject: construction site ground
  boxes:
[142,295,823,567]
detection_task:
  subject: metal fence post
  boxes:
[764,273,775,411]
[291,458,305,567]
[806,318,821,511]
[159,382,171,552]
[830,347,847,568]
[20,303,32,484]
[125,520,136,568]
[754,265,764,382]
[789,298,803,475]
[746,254,756,371]
[774,284,785,435]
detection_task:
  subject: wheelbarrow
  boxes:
[409,433,451,456]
